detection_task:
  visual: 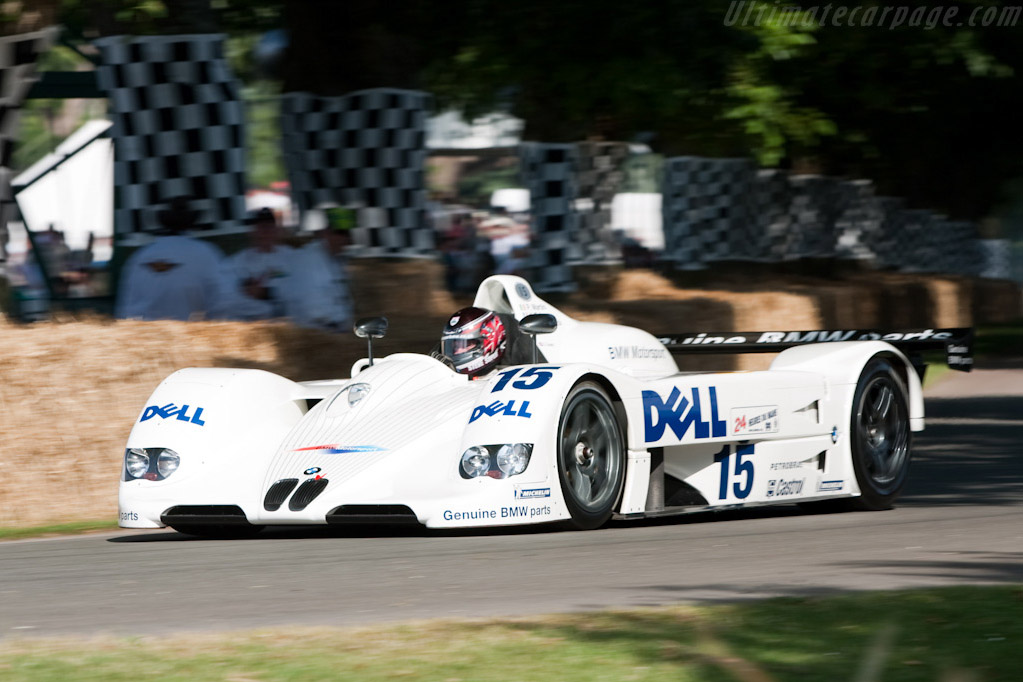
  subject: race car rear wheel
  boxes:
[557,382,625,530]
[849,358,912,510]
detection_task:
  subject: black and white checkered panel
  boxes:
[833,180,883,262]
[752,169,791,262]
[869,197,908,269]
[896,210,938,272]
[924,216,955,273]
[574,141,629,263]
[94,34,247,236]
[661,157,756,268]
[785,175,849,259]
[520,142,578,292]
[978,239,1012,279]
[717,159,758,261]
[661,157,707,268]
[279,89,433,256]
[940,221,983,276]
[0,27,58,259]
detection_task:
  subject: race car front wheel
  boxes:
[557,381,625,530]
[849,358,912,510]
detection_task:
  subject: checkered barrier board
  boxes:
[895,210,939,272]
[1,27,58,259]
[833,180,882,261]
[752,169,792,262]
[520,142,578,292]
[868,197,908,269]
[942,221,983,275]
[574,141,629,263]
[94,34,247,236]
[979,239,1012,279]
[784,175,850,259]
[280,89,433,256]
[661,157,756,268]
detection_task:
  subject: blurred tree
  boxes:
[7,0,1023,218]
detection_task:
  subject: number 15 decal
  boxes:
[714,444,755,500]
[491,366,560,392]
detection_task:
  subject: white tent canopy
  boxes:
[12,119,114,261]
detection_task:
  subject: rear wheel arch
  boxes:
[848,355,913,510]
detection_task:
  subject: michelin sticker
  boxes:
[515,487,551,499]
[730,406,779,436]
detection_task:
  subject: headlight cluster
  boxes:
[459,443,533,479]
[124,447,180,481]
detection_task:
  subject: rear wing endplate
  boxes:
[656,328,974,372]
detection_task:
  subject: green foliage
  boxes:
[456,164,520,207]
[11,46,102,172]
[621,154,664,194]
[0,520,118,539]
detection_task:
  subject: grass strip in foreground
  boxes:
[1,586,1020,681]
[0,520,118,541]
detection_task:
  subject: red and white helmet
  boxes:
[441,307,507,376]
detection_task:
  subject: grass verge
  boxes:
[1,586,1019,681]
[922,320,1023,390]
[973,321,1023,359]
[0,520,118,542]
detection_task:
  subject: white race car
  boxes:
[118,275,972,535]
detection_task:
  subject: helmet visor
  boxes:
[442,335,483,368]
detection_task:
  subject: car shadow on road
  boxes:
[900,397,1023,507]
[630,551,1023,604]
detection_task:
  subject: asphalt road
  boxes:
[2,369,1021,638]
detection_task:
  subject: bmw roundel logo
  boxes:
[831,427,839,444]
[515,283,531,300]
[304,467,322,476]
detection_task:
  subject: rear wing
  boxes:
[656,328,974,372]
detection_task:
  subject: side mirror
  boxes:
[353,316,388,366]
[519,313,557,363]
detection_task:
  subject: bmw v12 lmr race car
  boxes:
[119,275,973,535]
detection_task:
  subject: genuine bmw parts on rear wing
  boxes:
[656,327,974,373]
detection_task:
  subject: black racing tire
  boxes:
[848,358,912,511]
[168,524,265,538]
[556,381,625,530]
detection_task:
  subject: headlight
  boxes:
[157,449,181,478]
[497,444,530,476]
[460,446,491,478]
[347,383,371,407]
[125,448,149,479]
[459,444,532,479]
[124,447,181,481]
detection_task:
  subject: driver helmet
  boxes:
[441,307,507,376]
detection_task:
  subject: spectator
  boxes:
[228,207,301,319]
[490,220,531,275]
[291,206,355,332]
[116,197,234,321]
